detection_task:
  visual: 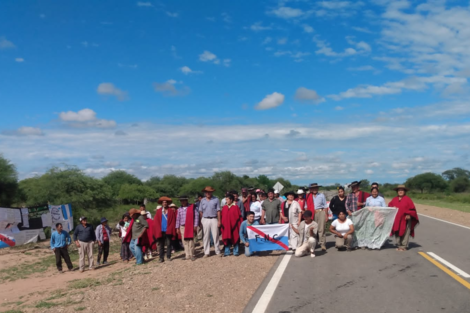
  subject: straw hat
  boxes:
[157,196,172,204]
[393,184,409,191]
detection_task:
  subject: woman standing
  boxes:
[280,191,301,250]
[329,186,347,221]
[296,189,306,214]
[365,187,386,207]
[388,185,419,251]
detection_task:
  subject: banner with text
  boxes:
[247,224,289,252]
[351,207,398,249]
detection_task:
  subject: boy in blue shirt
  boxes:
[50,223,73,272]
[239,211,260,257]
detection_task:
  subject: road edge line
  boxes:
[252,253,292,313]
[419,252,470,290]
[427,252,470,278]
[419,214,470,230]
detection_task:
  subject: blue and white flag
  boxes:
[247,224,289,252]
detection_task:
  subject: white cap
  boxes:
[296,189,305,194]
[274,190,279,194]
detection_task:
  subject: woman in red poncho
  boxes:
[221,194,243,257]
[388,185,419,251]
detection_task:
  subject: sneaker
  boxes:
[158,259,164,263]
[103,261,108,265]
[310,253,316,258]
[96,262,101,266]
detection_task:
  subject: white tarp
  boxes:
[351,207,397,249]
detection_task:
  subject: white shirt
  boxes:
[303,222,316,243]
[365,196,386,207]
[250,201,262,219]
[331,219,353,236]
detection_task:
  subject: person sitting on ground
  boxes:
[365,187,386,207]
[95,217,112,266]
[221,194,243,257]
[292,210,318,258]
[249,192,262,223]
[329,212,354,251]
[388,185,420,251]
[280,191,301,250]
[371,182,384,198]
[73,216,96,272]
[329,186,347,221]
[154,196,177,262]
[176,195,199,261]
[239,211,259,257]
[50,223,73,273]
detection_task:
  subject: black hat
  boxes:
[179,195,189,200]
[350,181,361,187]
[284,191,295,197]
[308,183,322,188]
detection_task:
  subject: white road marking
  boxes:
[252,253,292,313]
[420,214,470,230]
[427,252,470,278]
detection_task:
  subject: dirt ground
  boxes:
[1,201,469,313]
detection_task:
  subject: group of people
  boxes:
[50,180,420,272]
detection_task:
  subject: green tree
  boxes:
[0,155,18,206]
[19,166,113,209]
[212,171,242,195]
[405,172,448,193]
[256,175,271,190]
[450,176,470,193]
[442,167,470,181]
[179,177,214,198]
[102,170,142,197]
[118,184,157,204]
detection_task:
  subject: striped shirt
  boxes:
[176,206,199,228]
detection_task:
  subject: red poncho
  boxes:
[305,193,316,219]
[388,196,419,237]
[182,205,196,239]
[358,190,370,209]
[144,218,156,252]
[154,208,177,240]
[221,204,242,245]
[123,219,134,243]
[243,197,251,212]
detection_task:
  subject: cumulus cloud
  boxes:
[96,83,129,101]
[59,108,116,128]
[180,66,202,75]
[294,87,325,104]
[166,12,178,17]
[303,24,314,33]
[249,22,272,32]
[1,127,44,136]
[269,6,304,19]
[153,80,190,96]
[255,92,285,110]
[199,50,217,62]
[115,130,127,136]
[15,58,24,62]
[137,1,153,7]
[0,37,15,49]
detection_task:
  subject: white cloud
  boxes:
[15,58,24,63]
[294,87,325,104]
[0,37,15,49]
[303,24,314,33]
[1,127,44,136]
[352,26,373,34]
[347,65,376,71]
[59,108,116,128]
[153,80,190,97]
[269,6,304,19]
[277,37,288,45]
[221,12,232,23]
[137,1,153,7]
[262,37,272,45]
[166,12,178,17]
[199,50,217,62]
[319,1,355,10]
[249,22,272,32]
[365,169,374,174]
[255,92,285,110]
[96,83,129,101]
[180,66,202,75]
[335,106,344,111]
[223,59,231,67]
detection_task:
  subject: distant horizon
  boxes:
[1,1,469,182]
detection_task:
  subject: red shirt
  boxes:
[102,227,109,241]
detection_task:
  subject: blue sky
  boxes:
[1,0,470,185]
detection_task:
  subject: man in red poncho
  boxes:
[176,195,199,261]
[345,181,370,214]
[221,194,243,257]
[388,185,419,251]
[154,196,177,262]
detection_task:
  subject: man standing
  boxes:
[199,186,222,257]
[241,188,251,218]
[292,210,318,258]
[232,190,244,220]
[95,217,112,266]
[239,211,259,257]
[346,181,371,215]
[176,195,199,261]
[154,196,177,262]
[261,189,281,224]
[307,183,328,251]
[73,217,96,272]
[50,223,73,272]
[130,209,149,265]
[221,194,243,257]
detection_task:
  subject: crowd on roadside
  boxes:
[49,180,420,272]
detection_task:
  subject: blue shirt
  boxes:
[312,193,327,210]
[239,220,260,244]
[198,196,221,218]
[162,211,168,232]
[365,196,386,207]
[50,231,72,249]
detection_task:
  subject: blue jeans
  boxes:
[224,243,239,256]
[243,244,258,257]
[130,239,144,265]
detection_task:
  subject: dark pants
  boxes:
[121,241,131,261]
[54,246,73,271]
[97,241,110,263]
[157,233,172,260]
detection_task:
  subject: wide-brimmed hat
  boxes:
[79,216,87,222]
[274,190,280,194]
[350,181,361,187]
[169,203,177,208]
[393,184,409,192]
[201,186,216,193]
[179,195,189,200]
[129,208,140,216]
[140,210,147,215]
[308,183,322,188]
[297,189,305,194]
[284,191,295,197]
[100,217,108,223]
[157,196,173,204]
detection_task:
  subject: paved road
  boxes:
[245,215,470,313]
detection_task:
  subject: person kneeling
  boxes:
[329,212,354,251]
[239,211,259,257]
[292,210,318,258]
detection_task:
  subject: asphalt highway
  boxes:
[244,215,470,313]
